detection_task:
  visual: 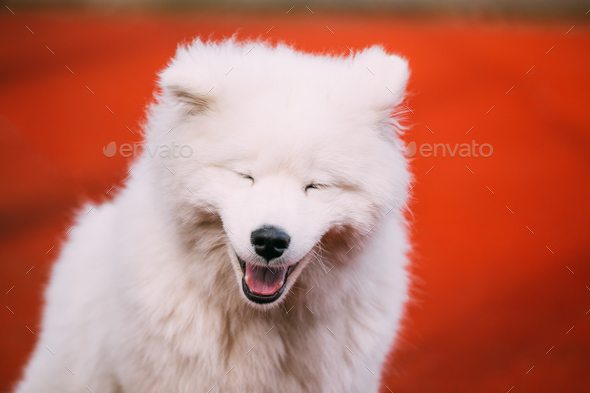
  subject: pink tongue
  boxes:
[245,263,287,296]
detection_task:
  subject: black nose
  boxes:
[250,226,290,262]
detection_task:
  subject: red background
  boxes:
[1,8,589,393]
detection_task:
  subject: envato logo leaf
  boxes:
[103,141,117,157]
[404,141,417,158]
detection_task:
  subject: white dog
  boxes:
[15,39,412,393]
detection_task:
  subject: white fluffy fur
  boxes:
[15,39,412,393]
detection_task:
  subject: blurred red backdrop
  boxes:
[1,8,589,393]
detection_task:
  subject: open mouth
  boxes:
[238,255,299,304]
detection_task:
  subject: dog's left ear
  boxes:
[353,46,409,116]
[159,59,216,116]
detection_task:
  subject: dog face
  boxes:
[150,40,410,307]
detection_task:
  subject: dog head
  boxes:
[147,39,411,308]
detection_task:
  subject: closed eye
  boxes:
[304,184,323,192]
[236,172,254,183]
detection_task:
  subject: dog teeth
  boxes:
[245,276,249,284]
[279,280,284,287]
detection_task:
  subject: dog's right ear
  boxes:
[352,46,409,118]
[159,63,215,116]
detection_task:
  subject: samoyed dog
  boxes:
[15,39,412,393]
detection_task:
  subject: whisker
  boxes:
[314,256,328,274]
